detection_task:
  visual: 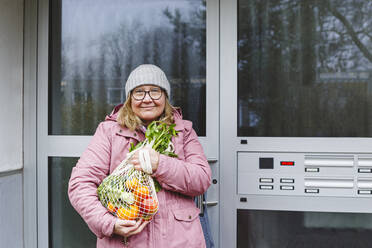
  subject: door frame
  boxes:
[24,0,38,247]
[220,0,238,246]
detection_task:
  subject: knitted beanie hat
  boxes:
[125,64,171,99]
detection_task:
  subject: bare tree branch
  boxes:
[325,0,372,63]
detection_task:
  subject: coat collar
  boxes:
[172,107,184,131]
[105,104,123,122]
[116,127,144,142]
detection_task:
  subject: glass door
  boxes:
[37,0,219,247]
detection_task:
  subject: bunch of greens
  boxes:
[129,121,179,191]
[130,121,178,155]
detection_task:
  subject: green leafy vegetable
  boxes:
[129,121,179,192]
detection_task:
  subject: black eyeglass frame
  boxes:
[131,88,163,101]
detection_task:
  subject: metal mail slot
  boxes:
[304,155,354,167]
[358,158,372,167]
[357,179,372,189]
[304,178,353,188]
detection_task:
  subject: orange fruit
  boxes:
[139,197,158,215]
[117,205,140,220]
[134,186,150,202]
[107,202,117,213]
[125,177,139,191]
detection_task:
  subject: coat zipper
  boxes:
[122,237,129,247]
[151,219,155,248]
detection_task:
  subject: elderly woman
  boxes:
[68,64,211,247]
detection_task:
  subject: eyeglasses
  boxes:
[131,87,163,101]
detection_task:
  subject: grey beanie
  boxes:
[125,64,171,99]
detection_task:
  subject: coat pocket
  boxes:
[169,207,205,247]
[172,207,200,222]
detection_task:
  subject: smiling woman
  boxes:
[68,64,211,247]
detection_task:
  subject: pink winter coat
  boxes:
[68,105,212,248]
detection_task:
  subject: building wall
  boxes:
[0,172,23,247]
[0,0,24,247]
[0,0,23,171]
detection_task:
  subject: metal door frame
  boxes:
[24,0,38,247]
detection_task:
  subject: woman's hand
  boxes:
[129,147,160,173]
[113,219,149,238]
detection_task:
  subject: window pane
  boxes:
[50,0,206,136]
[237,209,372,248]
[238,0,372,137]
[49,157,96,248]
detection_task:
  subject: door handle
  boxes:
[207,158,218,163]
[197,195,218,216]
[203,201,218,206]
[196,195,203,214]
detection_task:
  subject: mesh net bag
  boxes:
[97,121,178,221]
[97,153,158,221]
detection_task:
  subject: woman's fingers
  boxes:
[129,152,143,171]
[147,148,159,172]
[117,219,136,227]
[114,219,143,237]
[123,220,142,233]
[133,161,142,171]
[131,148,159,172]
[127,220,150,236]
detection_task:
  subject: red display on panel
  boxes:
[280,161,295,166]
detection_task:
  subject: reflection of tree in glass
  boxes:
[319,0,372,71]
[59,0,206,135]
[163,0,206,135]
[61,46,111,135]
[238,0,372,137]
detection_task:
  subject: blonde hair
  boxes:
[117,96,175,131]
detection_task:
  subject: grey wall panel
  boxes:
[0,0,24,172]
[0,172,23,247]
